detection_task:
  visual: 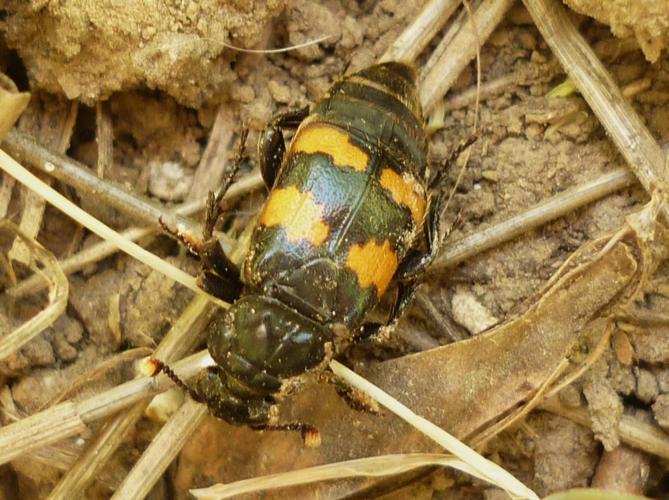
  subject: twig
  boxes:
[0,349,215,466]
[379,0,461,64]
[420,0,515,111]
[540,397,669,460]
[112,399,207,500]
[1,129,220,249]
[9,170,263,298]
[433,167,635,270]
[0,148,227,307]
[47,296,216,499]
[523,0,668,218]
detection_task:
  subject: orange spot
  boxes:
[292,124,369,172]
[379,168,426,224]
[346,239,398,298]
[260,187,329,245]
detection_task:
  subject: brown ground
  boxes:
[1,0,669,498]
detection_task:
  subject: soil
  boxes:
[1,0,669,499]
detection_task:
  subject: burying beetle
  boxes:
[154,61,471,441]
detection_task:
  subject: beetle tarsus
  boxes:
[252,422,321,448]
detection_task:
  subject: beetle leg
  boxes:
[202,127,249,240]
[359,281,420,339]
[396,134,477,282]
[258,106,309,188]
[251,422,321,447]
[197,239,243,302]
[195,128,249,302]
[319,370,381,414]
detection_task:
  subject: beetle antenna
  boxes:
[149,357,206,404]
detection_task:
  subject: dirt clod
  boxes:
[533,415,599,495]
[652,393,669,429]
[583,368,623,450]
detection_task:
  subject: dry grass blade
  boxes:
[0,148,228,307]
[545,489,649,500]
[434,167,636,269]
[379,0,461,63]
[190,453,485,499]
[523,0,668,217]
[540,397,669,461]
[113,399,207,499]
[2,129,222,249]
[188,106,236,200]
[47,296,216,500]
[0,349,215,466]
[0,220,68,360]
[9,170,263,298]
[420,0,514,111]
[0,73,30,141]
[105,225,253,498]
[8,99,78,266]
[330,361,539,499]
[95,100,113,178]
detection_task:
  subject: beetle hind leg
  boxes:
[251,422,321,447]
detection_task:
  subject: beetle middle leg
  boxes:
[360,136,478,336]
[258,106,309,188]
[396,134,478,282]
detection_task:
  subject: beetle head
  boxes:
[198,294,333,425]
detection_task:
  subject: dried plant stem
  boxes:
[523,0,668,218]
[0,349,215,466]
[0,148,228,307]
[329,360,539,499]
[379,0,461,63]
[8,100,78,265]
[420,0,514,111]
[1,129,222,248]
[95,101,113,178]
[191,453,481,499]
[540,397,669,460]
[113,399,207,500]
[444,72,517,110]
[48,297,215,500]
[9,170,263,298]
[0,221,68,360]
[0,74,30,141]
[433,167,635,269]
[188,106,236,200]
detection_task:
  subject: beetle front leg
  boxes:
[257,106,309,188]
[195,129,250,302]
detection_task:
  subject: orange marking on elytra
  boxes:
[291,124,369,172]
[346,239,398,298]
[259,187,329,245]
[379,168,426,224]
